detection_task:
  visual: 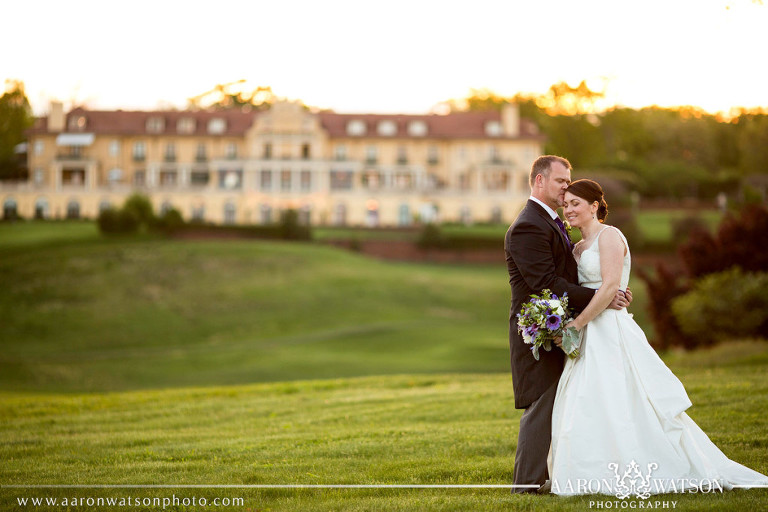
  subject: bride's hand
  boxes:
[564,320,581,331]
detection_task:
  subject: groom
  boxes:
[505,155,631,493]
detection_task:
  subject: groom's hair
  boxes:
[529,155,572,188]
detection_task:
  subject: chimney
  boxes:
[49,101,64,132]
[502,103,520,138]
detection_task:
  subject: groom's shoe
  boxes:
[536,480,552,494]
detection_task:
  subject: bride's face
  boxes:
[563,191,597,228]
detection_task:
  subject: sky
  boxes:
[2,0,766,116]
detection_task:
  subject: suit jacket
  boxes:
[505,200,595,409]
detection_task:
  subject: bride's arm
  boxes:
[567,228,626,330]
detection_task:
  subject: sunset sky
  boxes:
[2,0,766,116]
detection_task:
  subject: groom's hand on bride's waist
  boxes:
[607,288,632,310]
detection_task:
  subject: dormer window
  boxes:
[177,117,196,134]
[407,121,427,137]
[68,116,87,131]
[146,117,165,133]
[208,118,226,134]
[347,120,366,136]
[485,120,503,137]
[377,120,397,136]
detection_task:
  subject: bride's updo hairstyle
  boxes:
[566,179,609,223]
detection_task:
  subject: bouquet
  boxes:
[517,289,582,360]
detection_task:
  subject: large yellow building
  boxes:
[4,100,544,226]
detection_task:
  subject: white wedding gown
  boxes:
[548,226,768,496]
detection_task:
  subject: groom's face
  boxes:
[542,162,572,209]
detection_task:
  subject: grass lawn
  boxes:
[0,222,766,511]
[1,341,767,511]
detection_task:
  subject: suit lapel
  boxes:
[527,200,571,252]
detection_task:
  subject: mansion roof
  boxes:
[29,106,543,141]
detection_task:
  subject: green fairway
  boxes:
[1,341,767,511]
[0,221,650,393]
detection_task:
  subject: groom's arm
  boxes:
[507,221,594,311]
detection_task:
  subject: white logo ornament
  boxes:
[608,460,658,499]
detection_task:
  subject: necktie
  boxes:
[553,217,573,249]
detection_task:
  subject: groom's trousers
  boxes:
[512,380,558,493]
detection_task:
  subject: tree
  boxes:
[0,80,33,180]
[187,81,276,110]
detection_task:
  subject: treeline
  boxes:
[451,85,768,200]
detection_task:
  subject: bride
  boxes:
[548,179,768,496]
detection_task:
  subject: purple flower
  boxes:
[524,325,539,337]
[546,314,562,330]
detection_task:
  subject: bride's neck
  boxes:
[580,220,602,241]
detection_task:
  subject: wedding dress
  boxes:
[548,226,768,496]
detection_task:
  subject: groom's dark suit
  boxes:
[505,199,595,490]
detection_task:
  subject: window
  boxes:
[490,206,503,224]
[366,200,379,227]
[108,168,123,183]
[62,169,85,186]
[460,206,472,225]
[133,141,146,162]
[66,200,80,219]
[208,118,226,134]
[165,143,176,162]
[408,121,427,137]
[260,204,272,224]
[160,171,177,186]
[365,146,377,164]
[219,170,242,190]
[134,170,146,187]
[398,204,411,226]
[427,146,439,165]
[191,204,205,221]
[484,171,509,191]
[109,140,120,156]
[196,143,207,162]
[264,143,272,160]
[377,120,397,136]
[260,170,272,190]
[34,198,49,219]
[280,170,292,191]
[488,145,501,163]
[177,118,196,134]
[333,203,347,226]
[299,205,311,225]
[69,116,87,131]
[3,198,18,220]
[362,170,380,189]
[485,120,503,136]
[226,143,237,160]
[99,200,112,213]
[394,172,412,189]
[397,146,408,165]
[301,143,311,160]
[330,170,353,190]
[160,201,173,215]
[34,140,44,155]
[347,120,366,136]
[300,170,312,191]
[33,168,44,185]
[223,202,236,224]
[190,171,210,186]
[334,145,347,161]
[146,117,165,133]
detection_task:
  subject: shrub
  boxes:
[278,209,311,240]
[678,204,768,278]
[672,268,768,345]
[155,208,184,234]
[638,203,768,349]
[97,207,139,234]
[635,262,694,350]
[417,224,443,249]
[122,194,155,228]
